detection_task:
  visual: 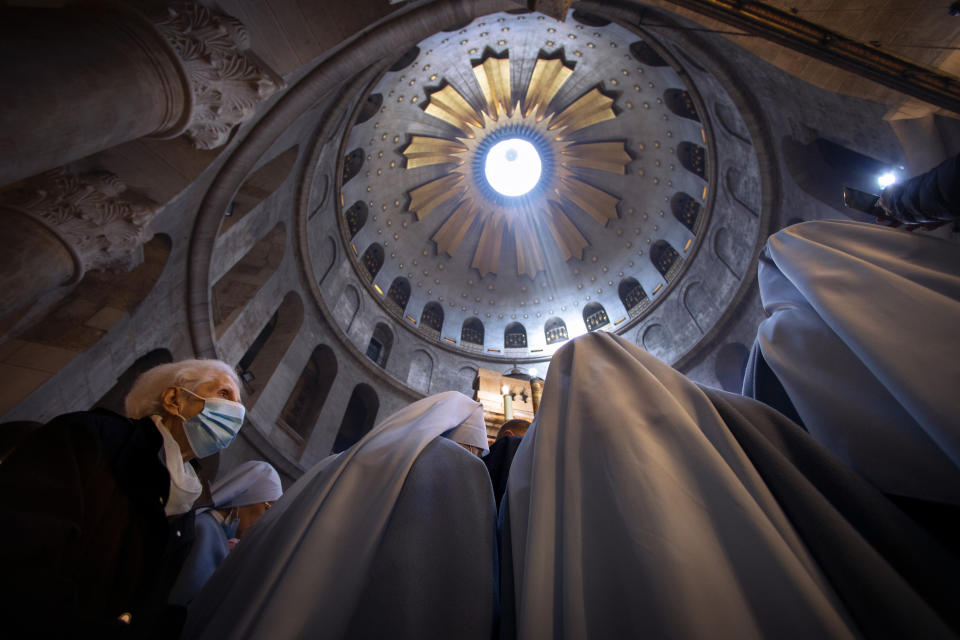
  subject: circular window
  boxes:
[483,138,542,197]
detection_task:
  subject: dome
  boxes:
[315,8,763,364]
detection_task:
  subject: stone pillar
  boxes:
[0,3,281,187]
[0,168,161,320]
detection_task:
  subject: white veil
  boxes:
[753,220,960,504]
[184,391,488,639]
[503,332,956,639]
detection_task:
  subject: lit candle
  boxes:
[502,384,513,420]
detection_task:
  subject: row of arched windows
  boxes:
[352,236,686,351]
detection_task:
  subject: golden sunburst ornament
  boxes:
[402,50,631,278]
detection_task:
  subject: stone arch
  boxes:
[318,235,337,285]
[725,167,760,217]
[641,323,668,356]
[419,301,443,339]
[389,46,420,72]
[651,239,682,280]
[236,291,304,406]
[407,349,434,394]
[359,242,384,281]
[505,322,527,349]
[712,227,743,279]
[355,92,383,124]
[681,281,708,333]
[212,222,286,339]
[0,234,172,416]
[366,322,393,368]
[332,383,379,453]
[221,145,299,234]
[782,135,891,217]
[342,147,365,185]
[715,342,750,393]
[344,201,369,238]
[572,10,610,26]
[544,317,568,345]
[678,142,707,180]
[334,284,361,333]
[277,344,337,443]
[582,301,610,331]
[385,276,411,314]
[629,40,668,67]
[458,365,478,397]
[618,277,650,318]
[93,348,173,414]
[461,317,484,349]
[664,89,700,122]
[671,192,702,233]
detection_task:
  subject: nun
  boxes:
[183,391,497,640]
[168,460,283,606]
[501,332,960,639]
[743,220,960,533]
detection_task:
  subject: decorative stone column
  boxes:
[0,168,161,320]
[0,2,280,187]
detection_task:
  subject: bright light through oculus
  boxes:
[484,138,542,197]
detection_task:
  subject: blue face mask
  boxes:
[177,387,245,458]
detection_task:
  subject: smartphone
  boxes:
[842,186,882,215]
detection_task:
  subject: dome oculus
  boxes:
[484,138,542,197]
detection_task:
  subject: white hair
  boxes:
[124,359,241,419]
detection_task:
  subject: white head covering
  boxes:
[505,333,861,639]
[211,461,283,508]
[753,220,960,504]
[184,391,487,639]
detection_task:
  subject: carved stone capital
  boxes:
[1,168,162,275]
[152,3,282,150]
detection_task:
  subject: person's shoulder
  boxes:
[44,409,158,451]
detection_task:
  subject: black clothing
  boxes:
[483,436,522,510]
[0,409,194,638]
[881,153,960,223]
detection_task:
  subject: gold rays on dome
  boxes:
[524,57,573,120]
[473,52,512,119]
[403,50,630,278]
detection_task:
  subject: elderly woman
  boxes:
[0,358,244,638]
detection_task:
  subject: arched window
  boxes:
[389,46,420,72]
[344,201,368,238]
[544,317,568,345]
[236,292,304,405]
[385,277,411,314]
[461,317,484,349]
[419,301,444,339]
[94,348,173,414]
[332,384,379,453]
[618,277,650,317]
[355,93,383,124]
[278,345,337,442]
[221,145,298,234]
[505,322,527,349]
[212,223,286,338]
[583,302,610,331]
[678,142,707,180]
[342,148,365,184]
[651,240,682,280]
[671,192,701,232]
[359,243,384,281]
[366,322,393,368]
[664,89,700,122]
[629,40,668,67]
